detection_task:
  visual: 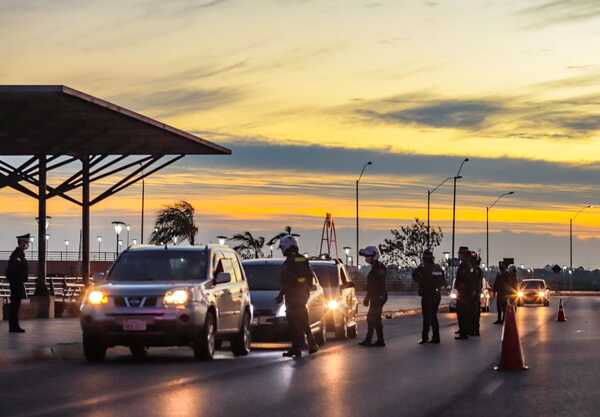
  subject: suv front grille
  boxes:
[113,296,159,308]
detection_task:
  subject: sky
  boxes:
[3,0,600,267]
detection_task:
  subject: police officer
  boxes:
[275,235,318,358]
[493,261,510,324]
[455,246,476,340]
[358,246,387,347]
[6,234,30,333]
[413,249,445,344]
[471,252,483,336]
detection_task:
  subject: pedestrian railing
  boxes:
[0,276,86,304]
[0,251,118,262]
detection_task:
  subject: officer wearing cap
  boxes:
[275,235,318,358]
[455,246,476,340]
[471,251,483,336]
[358,246,387,347]
[413,249,445,344]
[6,234,30,333]
[493,261,511,324]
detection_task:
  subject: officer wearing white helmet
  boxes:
[358,245,387,347]
[275,235,319,358]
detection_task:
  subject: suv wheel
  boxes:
[314,316,327,346]
[231,311,252,357]
[193,312,216,361]
[335,316,348,340]
[83,333,106,363]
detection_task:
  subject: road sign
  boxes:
[552,264,562,274]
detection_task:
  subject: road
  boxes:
[1,297,599,417]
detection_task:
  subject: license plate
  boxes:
[123,319,147,331]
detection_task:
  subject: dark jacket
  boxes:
[493,271,517,297]
[455,261,477,301]
[366,261,387,302]
[6,247,28,300]
[473,266,483,294]
[279,255,315,308]
[413,263,445,297]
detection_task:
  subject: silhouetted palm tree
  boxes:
[150,201,198,245]
[229,232,265,259]
[266,226,301,247]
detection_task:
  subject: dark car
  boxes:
[309,259,359,339]
[516,279,550,306]
[242,258,327,345]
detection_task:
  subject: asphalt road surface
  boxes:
[2,297,599,417]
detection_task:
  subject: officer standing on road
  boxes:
[413,249,445,344]
[358,246,387,347]
[471,252,483,336]
[6,233,30,333]
[493,261,510,324]
[455,246,476,340]
[275,235,318,358]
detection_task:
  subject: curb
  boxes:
[0,342,82,367]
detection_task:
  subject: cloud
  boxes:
[112,87,243,118]
[356,100,503,130]
[518,0,600,28]
[153,60,248,85]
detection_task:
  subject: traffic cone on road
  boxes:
[494,301,528,371]
[557,298,567,322]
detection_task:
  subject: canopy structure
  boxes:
[0,85,231,292]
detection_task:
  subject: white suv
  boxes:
[80,245,252,362]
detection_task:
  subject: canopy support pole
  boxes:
[35,154,48,296]
[82,156,90,286]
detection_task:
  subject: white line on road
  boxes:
[481,379,504,395]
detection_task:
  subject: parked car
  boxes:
[516,279,550,306]
[242,258,327,345]
[309,258,359,339]
[80,245,253,362]
[448,277,492,313]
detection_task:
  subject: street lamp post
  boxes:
[356,161,372,267]
[485,191,514,267]
[343,246,351,265]
[427,177,451,249]
[217,235,228,246]
[112,221,126,255]
[450,158,469,283]
[569,204,592,290]
[64,240,69,259]
[126,224,131,246]
[97,235,102,253]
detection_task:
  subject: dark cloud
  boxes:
[154,60,247,84]
[356,100,504,130]
[113,87,242,118]
[519,0,600,28]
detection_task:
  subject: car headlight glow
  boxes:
[88,290,108,305]
[517,291,524,298]
[276,303,287,317]
[164,289,189,305]
[450,290,458,299]
[480,293,484,299]
[327,299,339,310]
[538,291,545,297]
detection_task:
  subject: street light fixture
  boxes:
[356,161,373,267]
[132,238,138,245]
[64,240,69,256]
[486,191,514,267]
[97,235,102,253]
[450,158,469,283]
[126,224,131,246]
[270,244,275,258]
[427,177,451,249]
[217,235,228,246]
[343,246,352,265]
[112,221,126,255]
[569,203,592,291]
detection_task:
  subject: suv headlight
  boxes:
[87,290,108,305]
[276,303,286,317]
[517,291,524,298]
[327,299,339,310]
[164,289,189,306]
[450,290,458,299]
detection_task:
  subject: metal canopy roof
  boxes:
[0,85,231,156]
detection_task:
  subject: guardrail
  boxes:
[0,251,118,262]
[0,276,85,304]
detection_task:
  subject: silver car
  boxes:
[80,245,252,362]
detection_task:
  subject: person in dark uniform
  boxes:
[6,233,30,333]
[358,246,387,347]
[413,249,445,344]
[471,252,483,336]
[493,261,518,323]
[455,246,476,340]
[275,235,318,358]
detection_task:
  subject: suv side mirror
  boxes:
[342,282,355,289]
[215,272,232,285]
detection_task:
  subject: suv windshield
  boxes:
[109,250,209,281]
[243,264,282,291]
[523,280,545,289]
[311,264,340,288]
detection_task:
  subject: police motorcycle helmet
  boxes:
[279,235,300,256]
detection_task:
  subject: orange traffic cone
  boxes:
[557,298,567,322]
[494,300,528,371]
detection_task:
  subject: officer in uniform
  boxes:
[6,233,30,333]
[455,246,476,340]
[275,235,318,358]
[413,249,445,344]
[471,252,483,336]
[358,246,387,347]
[493,261,511,323]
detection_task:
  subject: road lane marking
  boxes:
[482,380,503,395]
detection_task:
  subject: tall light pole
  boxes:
[427,177,451,249]
[356,161,372,267]
[64,240,69,258]
[486,191,514,267]
[570,203,592,278]
[112,221,126,255]
[343,246,351,265]
[126,224,131,246]
[97,235,102,253]
[451,158,469,283]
